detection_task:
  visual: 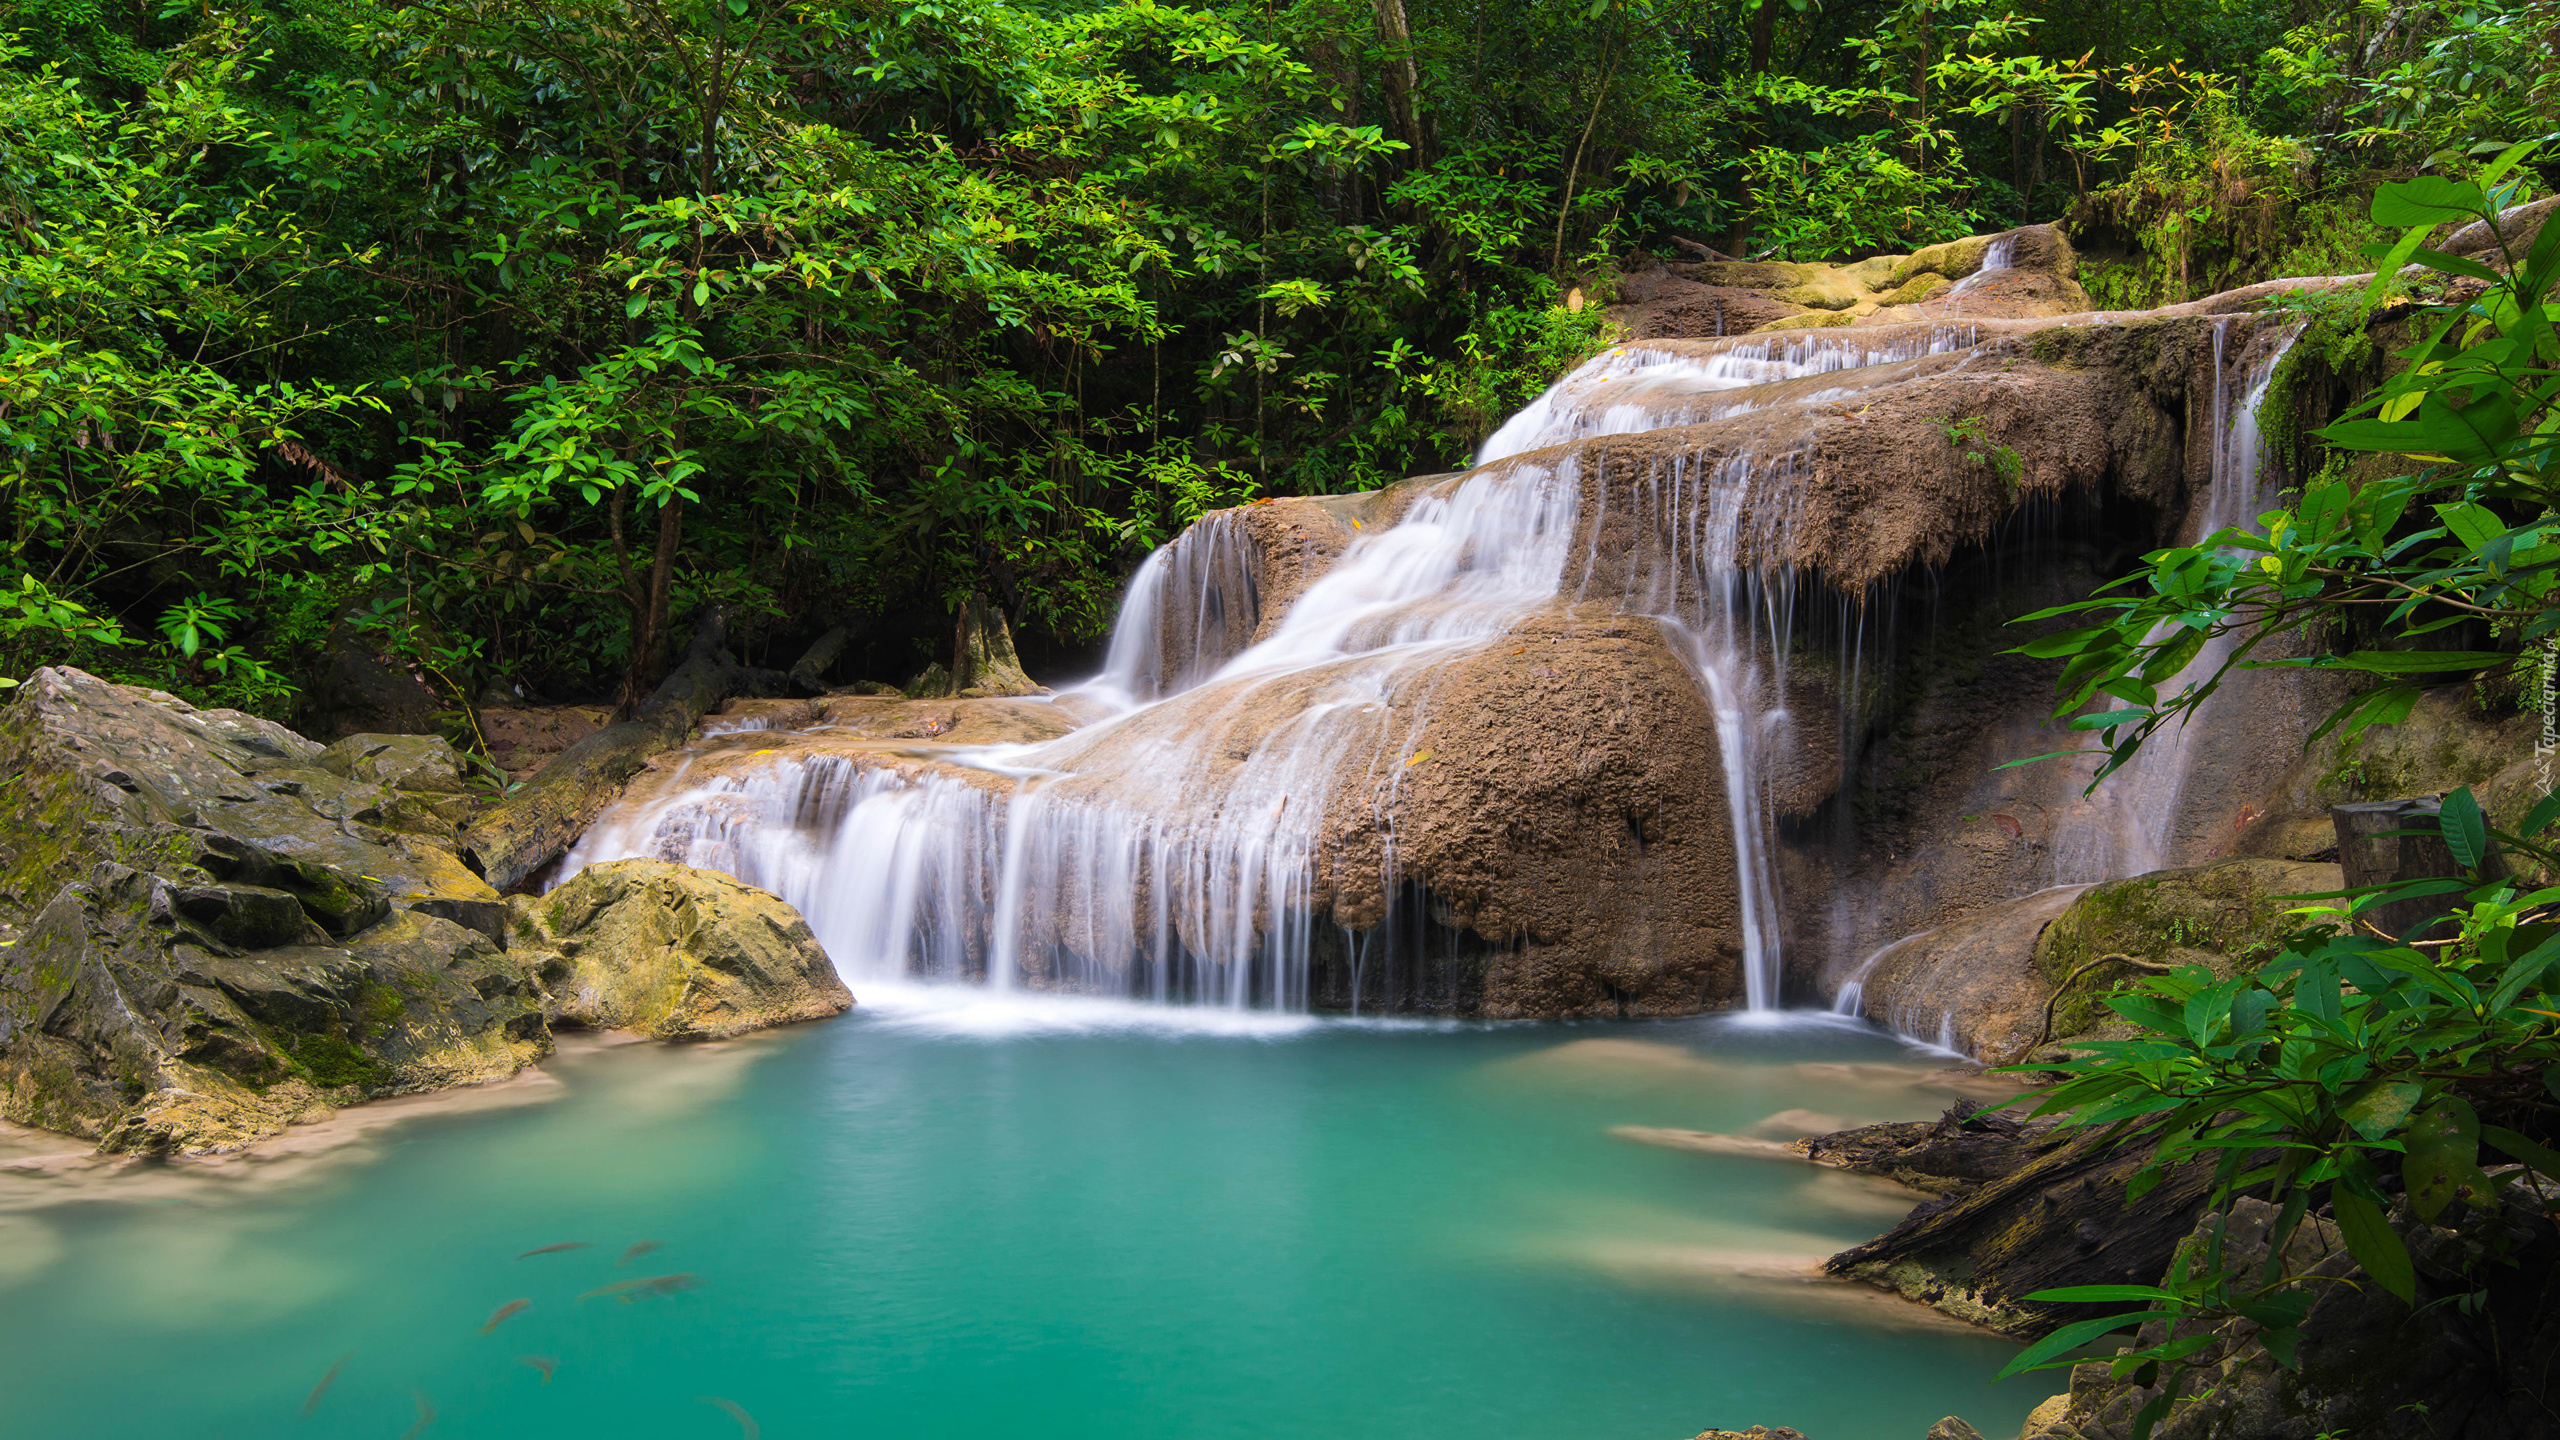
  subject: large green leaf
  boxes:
[2371,175,2486,228]
[2331,1186,2415,1303]
[2403,1103,2494,1223]
[1993,1310,2175,1380]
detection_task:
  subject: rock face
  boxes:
[2014,1193,2560,1440]
[0,669,847,1155]
[512,859,852,1040]
[1610,224,2093,340]
[1847,886,2086,1062]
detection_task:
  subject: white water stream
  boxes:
[2048,320,2300,883]
[567,312,2292,1024]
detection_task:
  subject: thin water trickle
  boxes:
[2048,320,2301,884]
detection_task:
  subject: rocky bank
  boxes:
[0,667,850,1157]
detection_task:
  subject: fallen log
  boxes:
[1816,1102,2224,1338]
[787,623,850,694]
[461,607,739,892]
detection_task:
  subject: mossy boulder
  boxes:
[0,668,545,1154]
[2032,857,2341,1038]
[512,859,852,1040]
[0,669,856,1157]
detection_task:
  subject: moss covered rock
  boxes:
[513,859,852,1040]
[2033,857,2340,1037]
[0,668,544,1155]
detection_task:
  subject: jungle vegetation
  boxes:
[0,0,2553,728]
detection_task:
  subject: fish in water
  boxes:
[400,1392,435,1440]
[616,1239,661,1266]
[519,1355,558,1385]
[480,1299,530,1334]
[300,1352,351,1417]
[698,1396,760,1440]
[516,1242,590,1259]
[576,1272,701,1304]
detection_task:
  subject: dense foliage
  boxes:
[2003,165,2560,1436]
[1,0,2554,735]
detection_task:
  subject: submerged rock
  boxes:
[511,859,851,1040]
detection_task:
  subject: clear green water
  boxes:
[0,994,2050,1440]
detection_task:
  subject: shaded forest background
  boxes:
[1,0,2553,738]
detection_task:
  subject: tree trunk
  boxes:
[2333,798,2471,941]
[1747,0,1777,74]
[463,605,741,893]
[1371,0,1427,163]
[1814,1106,2226,1340]
[788,624,849,694]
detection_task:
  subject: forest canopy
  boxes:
[1,0,2553,736]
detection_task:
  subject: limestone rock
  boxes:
[481,702,615,780]
[0,668,544,1154]
[1685,1428,1811,1440]
[298,615,443,739]
[1851,885,2086,1063]
[2033,857,2340,1037]
[1609,223,2089,340]
[514,859,851,1040]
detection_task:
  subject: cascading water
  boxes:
[1082,509,1265,709]
[1947,234,2017,295]
[568,313,2221,1021]
[1475,327,1983,464]
[2049,319,2301,883]
[566,458,1586,1009]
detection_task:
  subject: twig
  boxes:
[2022,951,2177,1058]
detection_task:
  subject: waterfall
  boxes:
[2049,319,2300,883]
[564,458,1585,1009]
[1475,327,1982,465]
[1082,509,1264,709]
[570,311,2258,1021]
[1948,234,2017,295]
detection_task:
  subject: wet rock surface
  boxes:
[1611,224,2092,340]
[1810,1103,2222,1339]
[0,669,847,1155]
[512,858,852,1040]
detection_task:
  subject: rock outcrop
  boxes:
[512,859,852,1040]
[2012,1191,2560,1440]
[1612,224,2092,339]
[0,669,849,1156]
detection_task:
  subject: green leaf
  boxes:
[2520,789,2560,839]
[1993,1310,2175,1380]
[2342,1081,2422,1140]
[2403,1103,2493,1223]
[2316,651,2511,675]
[2372,175,2488,227]
[2331,1186,2415,1303]
[2022,1285,2185,1304]
[2441,788,2489,872]
[2482,1125,2560,1182]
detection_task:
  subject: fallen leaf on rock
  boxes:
[1406,750,1433,766]
[1989,814,2022,838]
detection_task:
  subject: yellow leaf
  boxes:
[1406,749,1433,766]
